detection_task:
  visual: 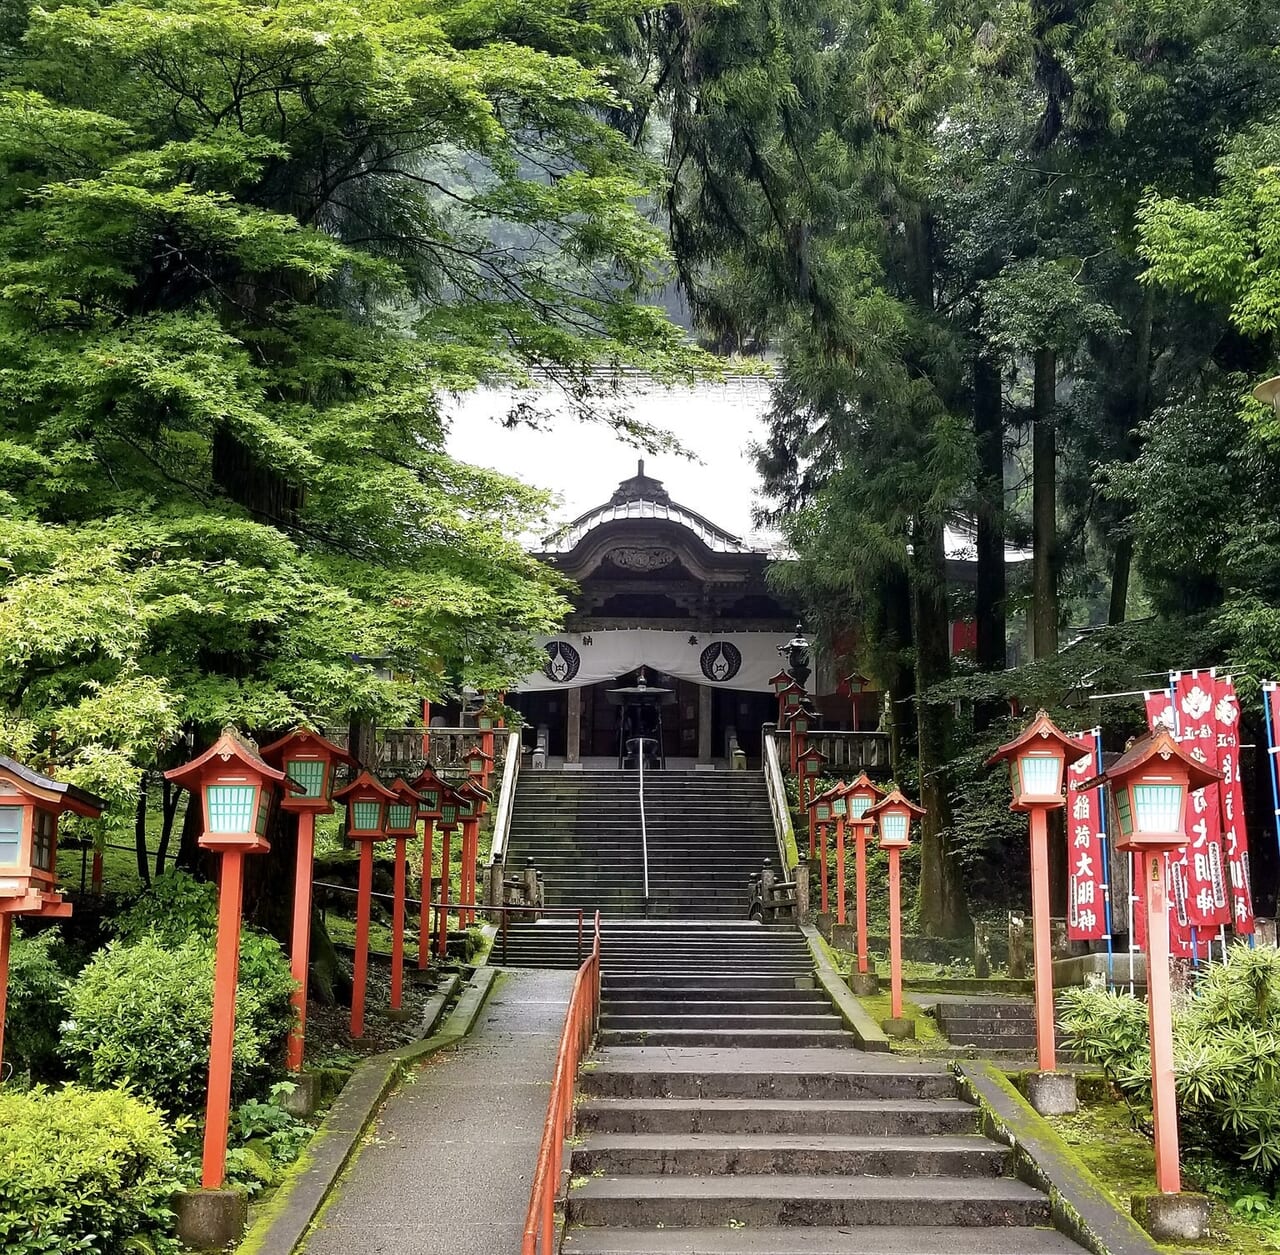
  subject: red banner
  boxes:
[1066,735,1108,940]
[1172,671,1231,929]
[1143,690,1194,958]
[1214,676,1254,934]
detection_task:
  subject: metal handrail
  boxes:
[522,910,602,1255]
[634,737,652,903]
[762,724,799,873]
[488,730,522,867]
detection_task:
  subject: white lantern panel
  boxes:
[1018,754,1063,797]
[1132,783,1183,833]
[881,813,908,842]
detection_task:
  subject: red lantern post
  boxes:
[839,773,885,977]
[331,771,397,1039]
[808,783,837,916]
[987,712,1092,1075]
[455,775,491,929]
[777,682,806,770]
[410,765,446,969]
[260,729,353,1072]
[165,731,285,1189]
[435,786,461,959]
[1077,731,1219,1200]
[384,780,422,1011]
[865,788,926,1025]
[842,672,871,731]
[0,756,104,1075]
[769,670,794,727]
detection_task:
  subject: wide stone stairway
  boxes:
[503,769,777,922]
[558,927,1086,1255]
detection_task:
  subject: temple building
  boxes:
[505,462,1033,768]
[509,463,835,767]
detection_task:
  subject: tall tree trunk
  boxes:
[1108,290,1152,625]
[881,563,916,779]
[134,774,151,889]
[1108,539,1132,625]
[1031,347,1058,660]
[973,345,1006,728]
[911,519,969,937]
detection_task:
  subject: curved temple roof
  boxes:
[539,461,759,556]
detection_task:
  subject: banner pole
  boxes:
[1093,727,1115,988]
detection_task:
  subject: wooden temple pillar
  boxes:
[697,685,713,765]
[566,687,582,764]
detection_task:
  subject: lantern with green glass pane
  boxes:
[260,729,353,814]
[841,773,885,824]
[165,728,287,854]
[986,710,1091,814]
[797,744,827,782]
[436,784,461,831]
[1076,729,1220,854]
[810,785,838,825]
[410,764,446,821]
[461,744,494,779]
[455,778,492,821]
[866,788,926,850]
[0,756,104,916]
[332,771,397,841]
[385,780,422,838]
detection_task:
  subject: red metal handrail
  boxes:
[522,910,601,1255]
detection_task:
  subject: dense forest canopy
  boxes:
[0,0,712,840]
[4,0,1280,930]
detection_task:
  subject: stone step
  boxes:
[601,975,815,990]
[940,1017,1036,1038]
[561,1226,1084,1254]
[599,998,830,1015]
[598,1028,854,1048]
[574,1097,981,1137]
[935,1001,1035,1021]
[580,1061,956,1102]
[600,1014,842,1032]
[570,1134,1009,1178]
[566,1174,1053,1228]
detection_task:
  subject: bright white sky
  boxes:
[444,378,778,547]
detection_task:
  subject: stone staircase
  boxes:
[930,997,1037,1053]
[559,928,1087,1255]
[496,918,807,975]
[502,769,777,921]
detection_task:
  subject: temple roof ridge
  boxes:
[540,460,759,556]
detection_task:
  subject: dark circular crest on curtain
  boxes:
[699,641,742,682]
[543,640,581,682]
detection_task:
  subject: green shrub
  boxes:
[63,933,295,1117]
[114,870,218,945]
[1060,944,1280,1181]
[3,930,69,1082]
[0,1084,180,1254]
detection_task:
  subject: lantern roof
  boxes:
[332,769,398,805]
[986,710,1092,769]
[840,771,885,800]
[842,672,872,693]
[1074,729,1221,794]
[797,744,828,764]
[0,755,106,817]
[809,784,841,808]
[865,788,927,821]
[456,778,492,803]
[768,669,793,688]
[462,744,495,763]
[389,778,422,805]
[410,764,446,791]
[780,703,817,727]
[165,728,288,791]
[259,727,355,769]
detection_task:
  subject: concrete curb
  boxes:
[237,967,499,1255]
[801,924,891,1053]
[956,1061,1161,1255]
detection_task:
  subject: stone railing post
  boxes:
[794,853,811,923]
